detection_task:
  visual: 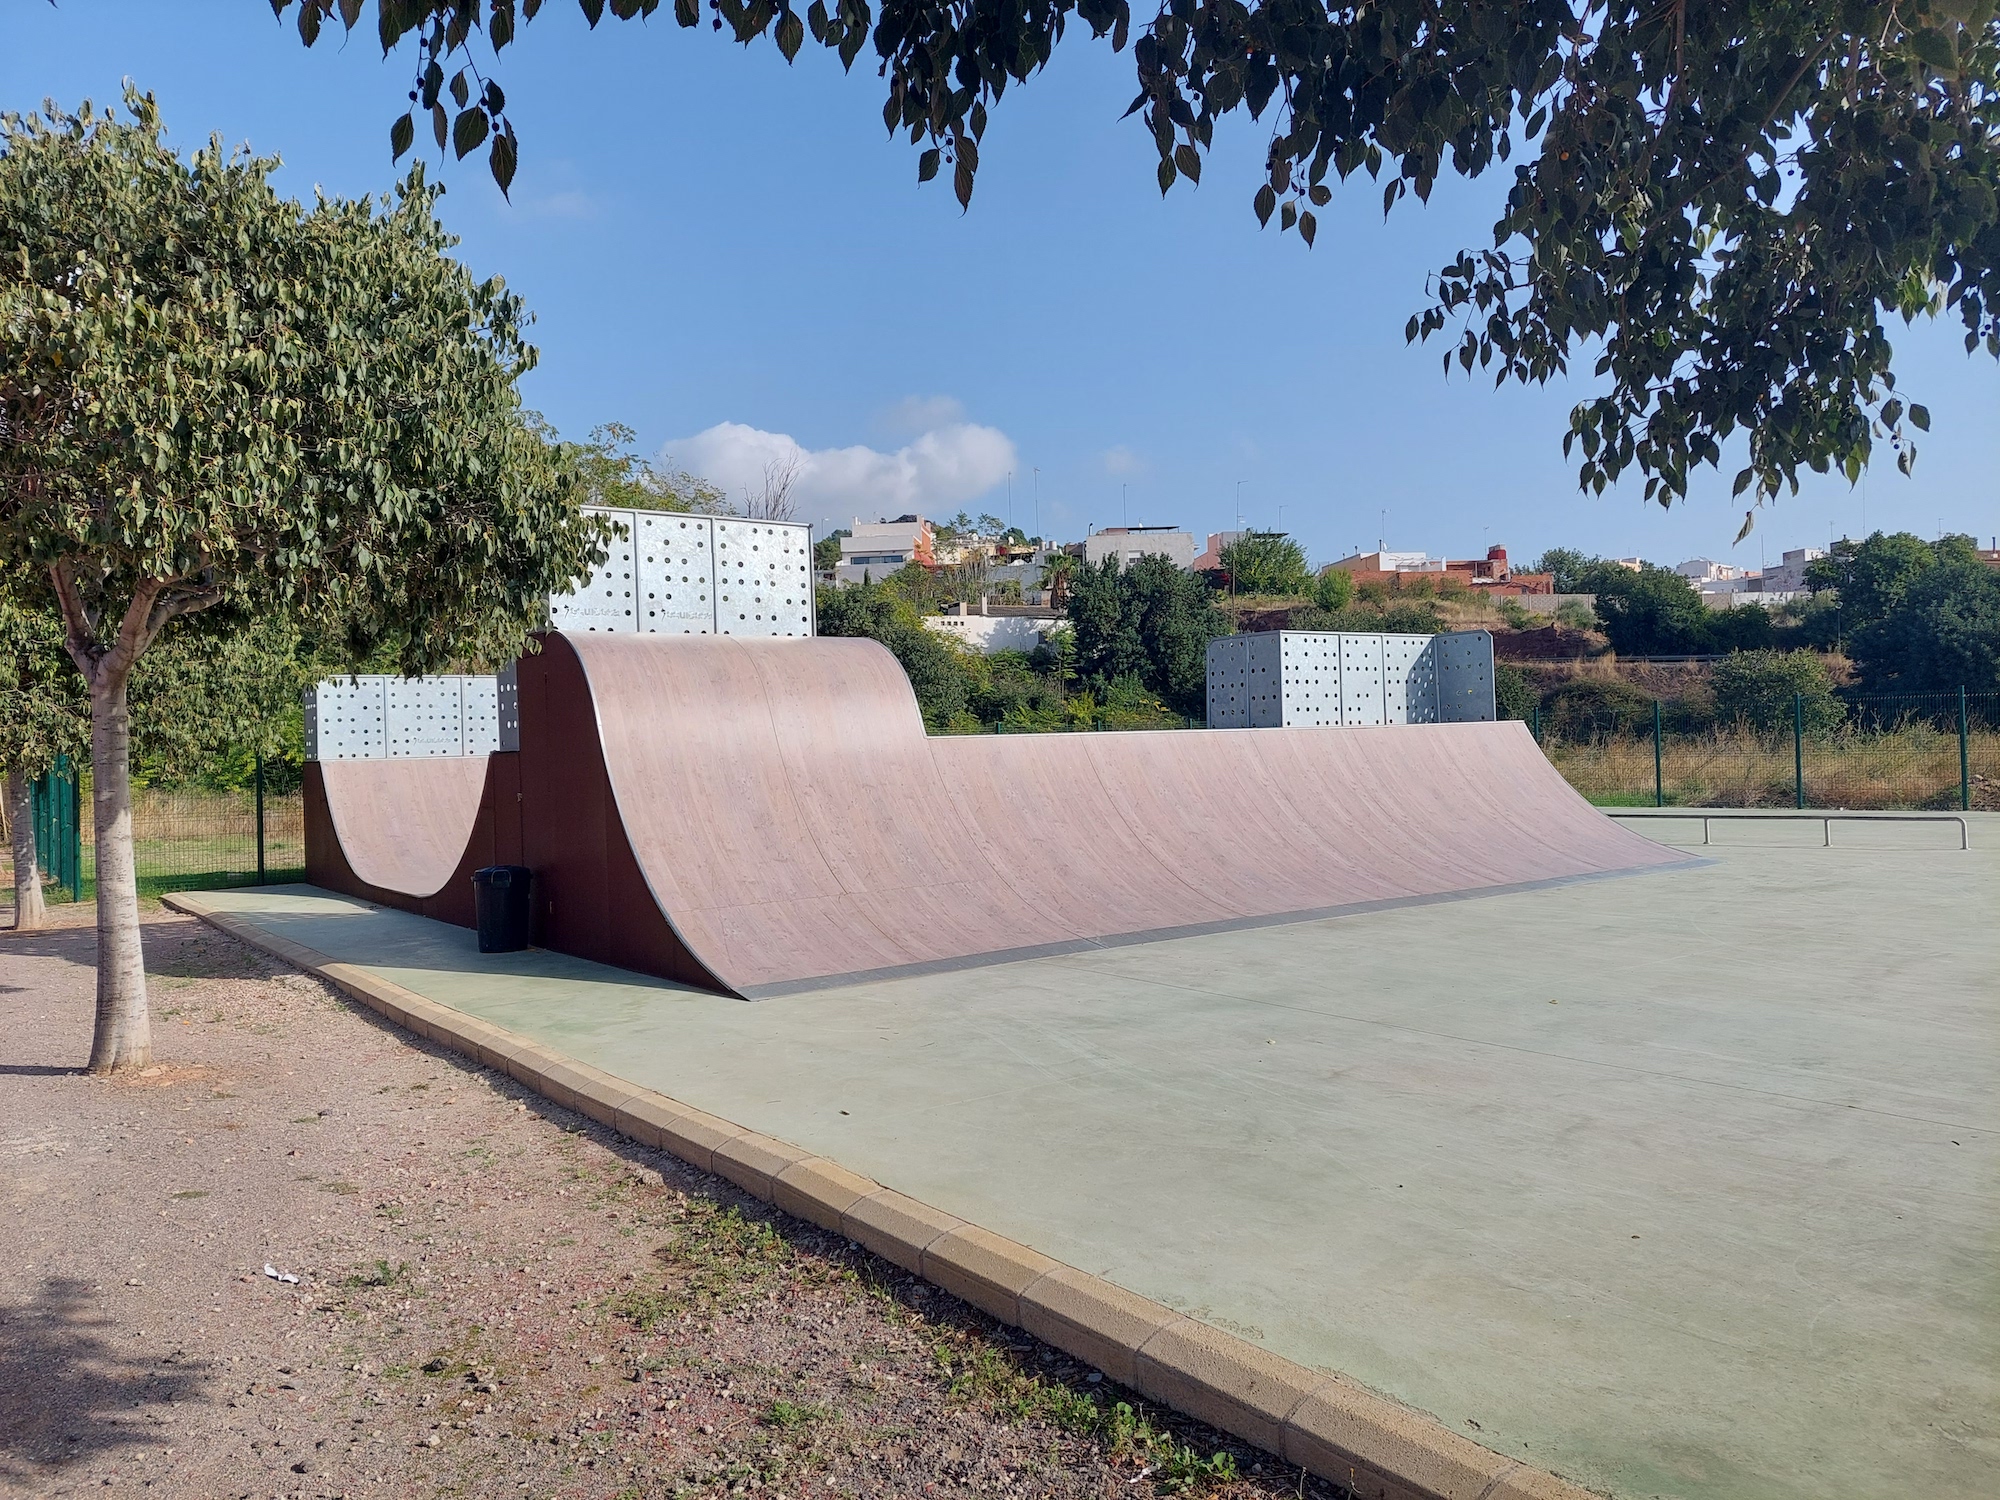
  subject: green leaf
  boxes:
[1909,404,1930,431]
[432,103,449,152]
[917,147,940,183]
[489,130,518,198]
[390,112,415,161]
[1253,183,1276,226]
[1298,209,1316,248]
[453,108,489,161]
[1173,144,1200,184]
[954,156,974,209]
[1157,158,1175,195]
[776,10,804,61]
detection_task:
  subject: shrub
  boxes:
[1312,568,1355,612]
[1495,664,1536,721]
[1711,649,1846,734]
[1541,677,1658,739]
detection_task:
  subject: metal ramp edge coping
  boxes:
[160,888,1595,1500]
[733,859,1708,998]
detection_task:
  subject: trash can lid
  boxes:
[472,865,531,886]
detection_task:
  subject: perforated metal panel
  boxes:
[462,676,500,754]
[496,662,520,752]
[1384,633,1438,724]
[636,512,715,634]
[386,677,465,758]
[1205,630,1494,729]
[713,518,814,637]
[1204,636,1250,727]
[550,508,639,632]
[1436,630,1497,722]
[306,674,505,760]
[306,678,388,760]
[1278,633,1342,726]
[1338,634,1387,725]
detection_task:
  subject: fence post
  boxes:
[1793,693,1806,809]
[254,754,267,885]
[1961,686,1972,813]
[1653,700,1664,807]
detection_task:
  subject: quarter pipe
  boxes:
[308,632,1693,996]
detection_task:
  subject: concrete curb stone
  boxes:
[771,1157,880,1232]
[160,892,1598,1500]
[921,1225,1062,1325]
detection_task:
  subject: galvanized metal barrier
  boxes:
[1608,809,1971,851]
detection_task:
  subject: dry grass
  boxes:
[1547,725,2000,810]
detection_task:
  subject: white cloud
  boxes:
[1101,444,1144,477]
[875,394,966,438]
[661,415,1018,531]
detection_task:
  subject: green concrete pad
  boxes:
[190,815,1999,1500]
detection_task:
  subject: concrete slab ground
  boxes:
[188,814,1999,1500]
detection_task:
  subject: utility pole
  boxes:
[1033,467,1040,541]
[1122,482,1128,527]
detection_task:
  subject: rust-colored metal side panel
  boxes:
[514,637,724,992]
[558,633,1692,997]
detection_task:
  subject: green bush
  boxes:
[1711,649,1846,734]
[1541,677,1658,739]
[1312,568,1355,612]
[1494,664,1535,721]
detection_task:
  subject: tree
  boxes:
[556,418,730,513]
[1039,551,1080,611]
[1066,555,1228,717]
[1,575,86,928]
[1849,559,2000,695]
[1311,568,1355,613]
[273,1,2000,506]
[1804,530,1981,647]
[813,531,847,571]
[1711,650,1846,735]
[0,95,599,1071]
[1531,549,1602,595]
[1590,567,1715,656]
[1217,533,1312,596]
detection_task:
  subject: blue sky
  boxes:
[8,1,1996,568]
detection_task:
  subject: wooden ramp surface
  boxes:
[564,633,1691,996]
[315,757,491,898]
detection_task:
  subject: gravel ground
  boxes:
[1,902,1351,1500]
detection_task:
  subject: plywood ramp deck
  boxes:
[559,633,1689,996]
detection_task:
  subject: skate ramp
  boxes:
[552,633,1691,996]
[305,756,503,927]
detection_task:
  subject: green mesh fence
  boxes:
[1534,691,1997,811]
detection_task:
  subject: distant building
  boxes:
[1082,526,1196,570]
[923,600,1065,654]
[1190,530,1247,572]
[835,514,935,585]
[1326,545,1553,596]
[1675,558,1748,585]
[1757,546,1827,593]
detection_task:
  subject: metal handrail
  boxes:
[1608,809,1970,851]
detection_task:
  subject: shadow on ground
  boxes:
[0,1276,213,1481]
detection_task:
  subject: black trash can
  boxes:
[471,865,533,953]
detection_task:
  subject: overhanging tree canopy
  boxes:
[274,0,2000,509]
[0,91,602,1068]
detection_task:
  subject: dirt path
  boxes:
[1,904,1341,1500]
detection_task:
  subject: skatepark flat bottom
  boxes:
[188,819,1998,1500]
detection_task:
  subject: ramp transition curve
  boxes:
[307,632,1691,997]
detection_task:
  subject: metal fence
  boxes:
[2,757,303,907]
[1532,690,1997,811]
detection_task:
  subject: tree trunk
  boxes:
[85,669,149,1072]
[5,767,45,932]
